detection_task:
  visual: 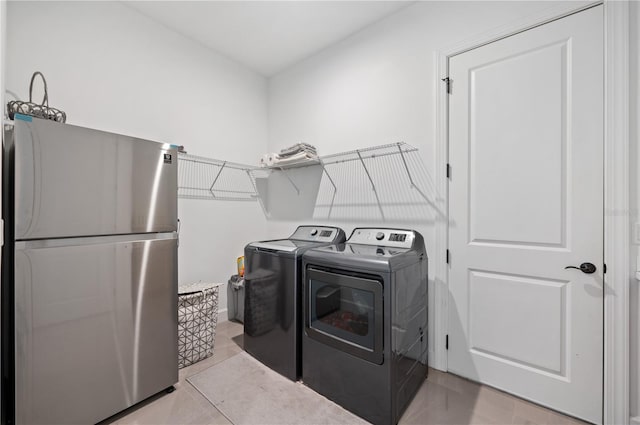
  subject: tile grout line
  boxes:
[185,378,237,425]
[181,322,243,425]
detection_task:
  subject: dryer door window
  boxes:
[306,268,383,364]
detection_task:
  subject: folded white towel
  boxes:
[279,142,318,157]
[279,148,317,158]
[260,150,318,168]
[272,151,318,166]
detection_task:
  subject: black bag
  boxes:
[7,71,66,123]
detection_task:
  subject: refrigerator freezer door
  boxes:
[11,118,177,240]
[14,233,178,425]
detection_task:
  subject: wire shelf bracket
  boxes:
[320,163,338,219]
[356,150,385,220]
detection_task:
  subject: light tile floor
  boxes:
[102,321,586,425]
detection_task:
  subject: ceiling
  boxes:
[124,1,414,76]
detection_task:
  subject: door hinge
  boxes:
[446,163,451,179]
[603,263,607,274]
[446,249,450,264]
[446,335,449,350]
[442,77,452,94]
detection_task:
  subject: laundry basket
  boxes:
[177,282,220,368]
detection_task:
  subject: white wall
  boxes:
[630,0,640,421]
[5,1,270,320]
[267,1,590,368]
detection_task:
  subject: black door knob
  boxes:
[564,262,597,274]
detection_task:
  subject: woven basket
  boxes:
[177,283,220,368]
[7,72,66,123]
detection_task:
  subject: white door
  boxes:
[447,5,603,423]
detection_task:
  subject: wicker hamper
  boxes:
[177,282,220,368]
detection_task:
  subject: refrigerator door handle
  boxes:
[13,123,38,237]
[15,232,177,250]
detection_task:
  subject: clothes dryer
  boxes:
[302,228,428,425]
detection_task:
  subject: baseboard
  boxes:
[428,350,444,371]
[631,416,640,425]
[218,308,228,323]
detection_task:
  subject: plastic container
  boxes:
[237,256,245,277]
[227,274,245,323]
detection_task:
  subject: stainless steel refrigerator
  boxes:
[2,116,179,424]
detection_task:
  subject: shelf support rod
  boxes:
[246,169,270,218]
[357,150,385,220]
[320,161,338,218]
[397,143,431,203]
[209,161,227,199]
[278,167,301,195]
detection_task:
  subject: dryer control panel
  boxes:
[348,228,415,249]
[290,226,344,242]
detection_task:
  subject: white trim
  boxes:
[603,1,630,424]
[433,1,631,423]
[218,308,229,323]
[432,50,449,372]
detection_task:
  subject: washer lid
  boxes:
[249,239,317,252]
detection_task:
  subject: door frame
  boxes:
[433,1,630,423]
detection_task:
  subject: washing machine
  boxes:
[243,225,346,381]
[302,228,428,425]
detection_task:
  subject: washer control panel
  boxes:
[290,226,342,242]
[348,228,415,248]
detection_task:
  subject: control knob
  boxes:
[376,232,385,241]
[310,229,318,236]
